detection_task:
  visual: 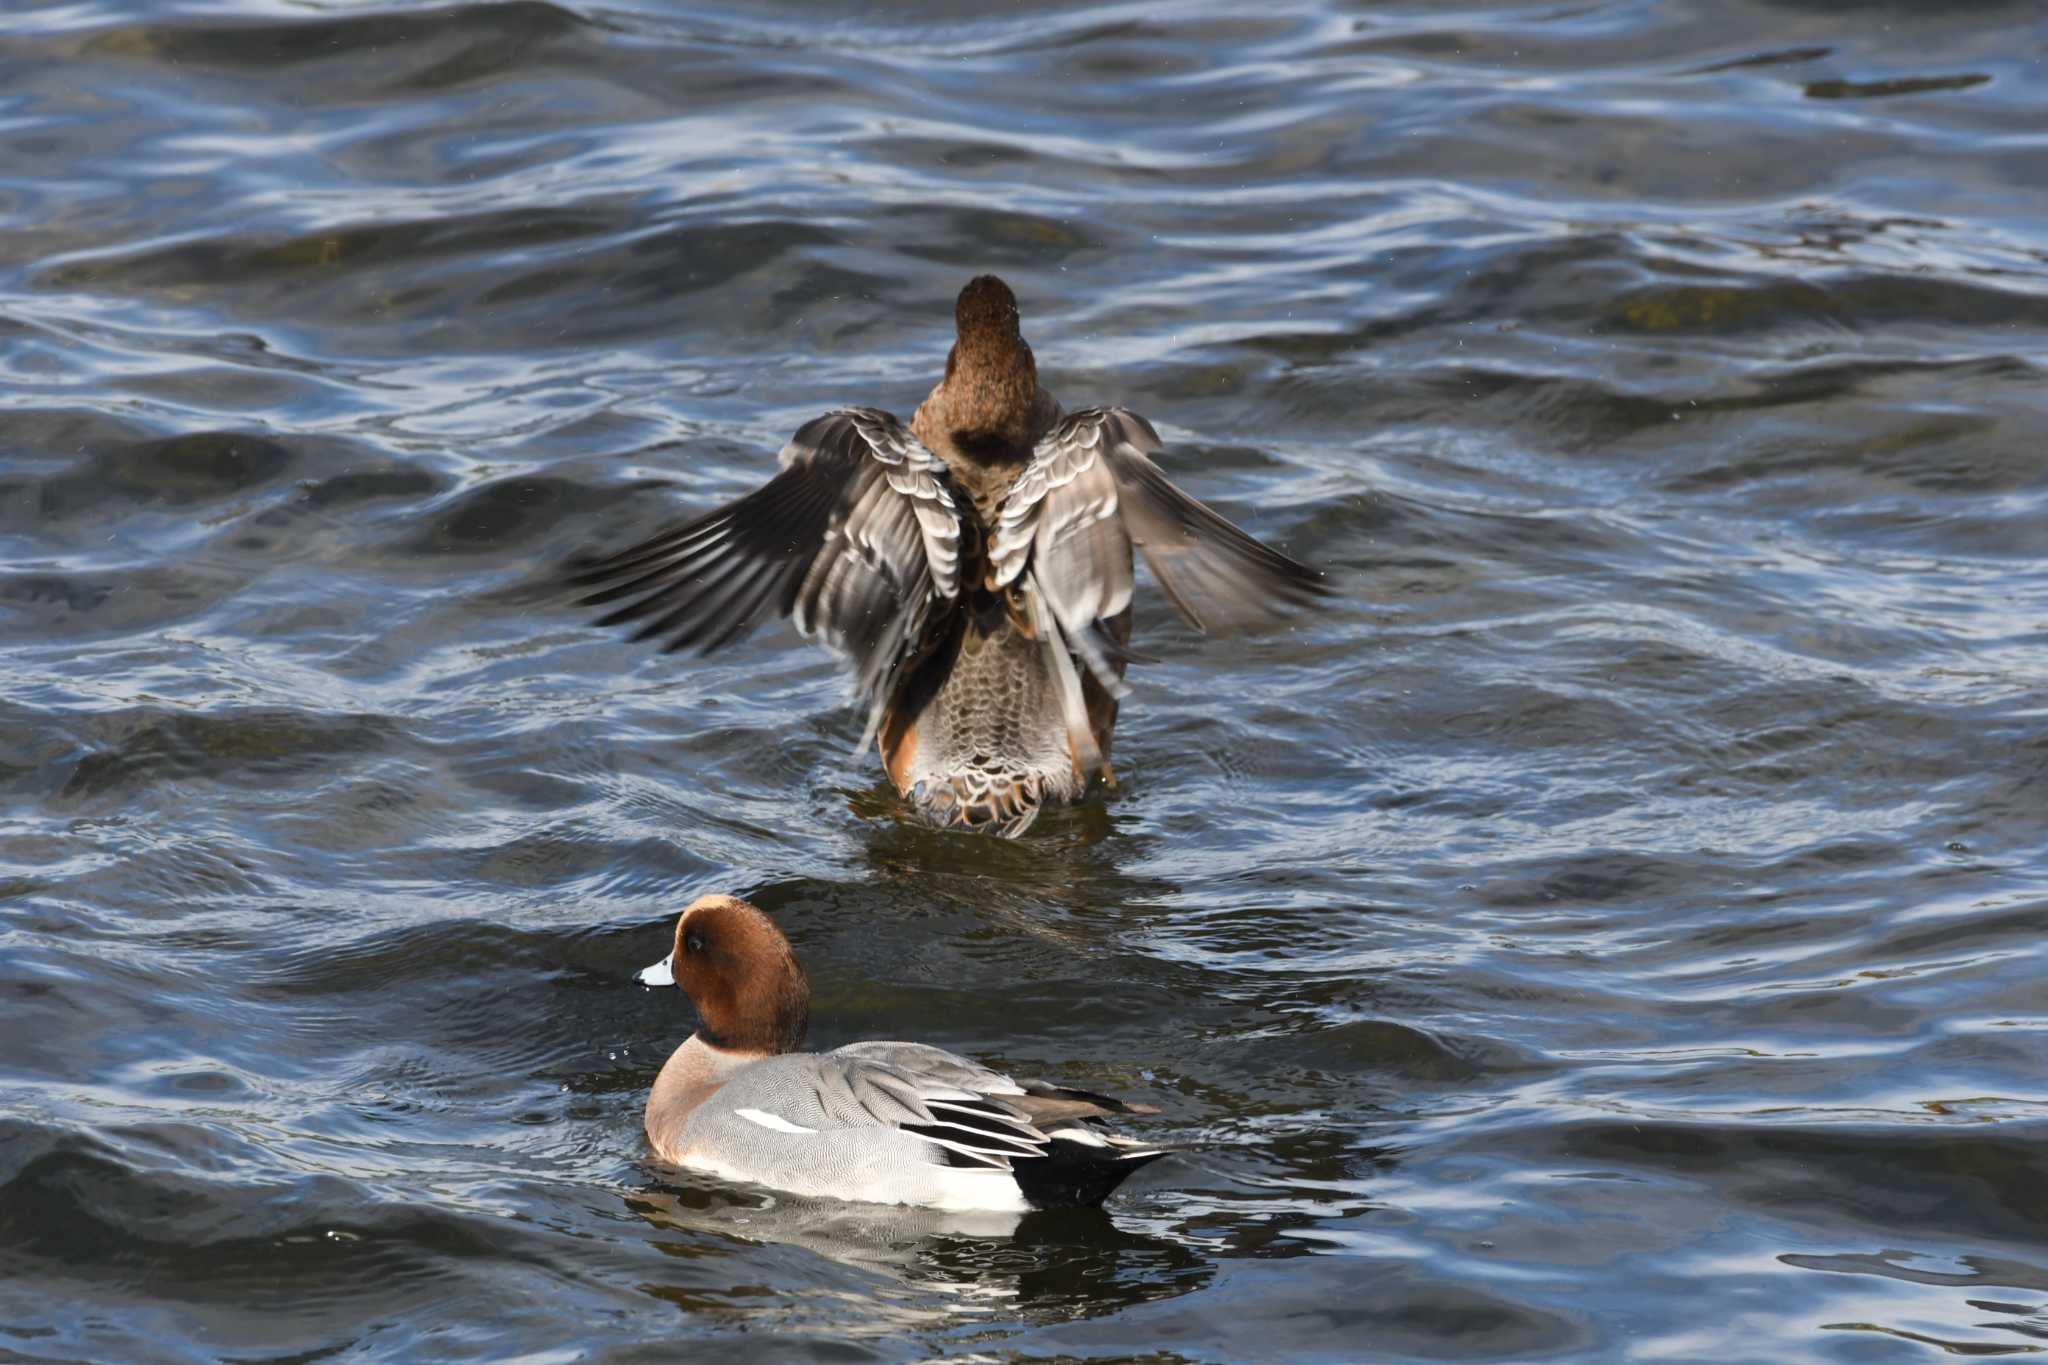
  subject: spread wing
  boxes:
[989,407,1329,693]
[567,408,965,739]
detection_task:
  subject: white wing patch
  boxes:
[735,1107,817,1135]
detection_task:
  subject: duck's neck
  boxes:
[917,337,1048,459]
[913,374,1059,524]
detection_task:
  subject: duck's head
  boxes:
[954,273,1022,338]
[638,895,810,1055]
[944,274,1039,455]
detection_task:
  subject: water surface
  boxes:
[3,0,2047,1359]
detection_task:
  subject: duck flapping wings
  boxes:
[568,404,1328,742]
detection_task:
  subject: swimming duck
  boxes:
[571,275,1328,835]
[636,894,1168,1211]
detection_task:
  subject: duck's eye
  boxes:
[684,931,706,955]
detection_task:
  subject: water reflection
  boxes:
[630,1178,1210,1324]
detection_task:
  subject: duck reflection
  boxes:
[627,1174,1209,1319]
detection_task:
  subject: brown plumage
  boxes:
[927,275,1052,466]
[567,275,1330,835]
[667,895,809,1055]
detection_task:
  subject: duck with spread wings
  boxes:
[568,275,1330,836]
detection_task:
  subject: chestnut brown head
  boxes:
[638,895,809,1055]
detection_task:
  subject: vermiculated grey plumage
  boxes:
[668,1042,1165,1209]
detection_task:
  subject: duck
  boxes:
[636,894,1169,1211]
[570,274,1329,836]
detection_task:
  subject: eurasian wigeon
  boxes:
[636,894,1168,1211]
[572,275,1329,835]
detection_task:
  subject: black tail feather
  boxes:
[1010,1141,1168,1210]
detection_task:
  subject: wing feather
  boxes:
[991,407,1328,663]
[812,1045,1055,1172]
[735,1045,1156,1177]
[566,408,965,714]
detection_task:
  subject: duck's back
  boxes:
[883,390,1123,836]
[568,272,1326,838]
[677,1053,1031,1211]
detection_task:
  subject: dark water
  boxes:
[3,0,2047,1358]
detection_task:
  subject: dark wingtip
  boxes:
[561,553,619,590]
[1259,544,1336,607]
[591,598,650,629]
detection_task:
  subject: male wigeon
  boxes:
[637,895,1168,1211]
[570,274,1328,835]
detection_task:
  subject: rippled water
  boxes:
[4,0,2047,1358]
